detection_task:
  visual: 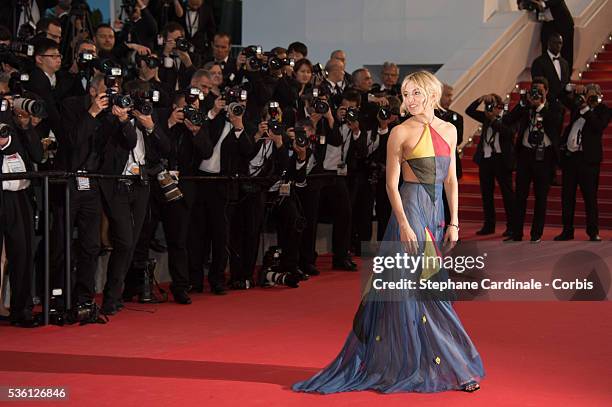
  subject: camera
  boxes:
[530,85,543,101]
[267,118,283,135]
[519,0,537,11]
[0,123,15,139]
[14,97,47,118]
[157,170,183,202]
[0,42,34,58]
[175,37,191,52]
[378,106,391,120]
[106,85,133,108]
[308,88,329,114]
[573,93,586,110]
[312,63,327,78]
[242,45,263,70]
[96,59,123,77]
[528,114,545,146]
[267,55,294,71]
[131,90,159,115]
[294,126,309,148]
[77,51,97,71]
[182,105,204,126]
[185,87,204,104]
[122,0,138,15]
[222,86,247,116]
[345,107,360,123]
[588,94,602,105]
[136,54,161,69]
[485,102,495,112]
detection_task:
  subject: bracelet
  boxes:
[448,223,460,231]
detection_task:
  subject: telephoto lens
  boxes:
[13,97,47,118]
[0,123,16,139]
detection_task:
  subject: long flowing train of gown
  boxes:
[293,123,485,394]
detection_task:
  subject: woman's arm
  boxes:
[443,124,459,244]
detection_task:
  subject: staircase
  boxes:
[458,38,612,230]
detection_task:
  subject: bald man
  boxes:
[331,49,353,87]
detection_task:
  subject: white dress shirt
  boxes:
[323,124,360,170]
[123,121,146,175]
[522,104,552,148]
[567,106,590,152]
[199,121,244,173]
[483,125,502,158]
[548,50,562,81]
[249,139,274,176]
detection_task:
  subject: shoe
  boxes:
[302,264,320,276]
[188,284,204,293]
[173,290,192,304]
[149,238,167,253]
[230,279,253,290]
[9,314,40,328]
[503,236,522,242]
[530,236,542,243]
[476,226,495,236]
[332,258,357,271]
[211,285,227,295]
[589,234,602,242]
[116,300,125,311]
[554,231,574,241]
[502,229,513,237]
[101,302,117,316]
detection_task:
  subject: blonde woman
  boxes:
[293,71,484,394]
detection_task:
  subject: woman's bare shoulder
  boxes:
[435,118,457,144]
[390,120,422,139]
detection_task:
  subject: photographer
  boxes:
[97,79,170,315]
[503,76,563,242]
[93,23,150,68]
[351,68,386,130]
[319,89,362,270]
[0,1,58,39]
[57,73,109,313]
[131,52,172,107]
[466,93,516,237]
[124,86,200,305]
[35,17,62,44]
[203,33,237,85]
[158,22,195,91]
[330,50,352,88]
[229,102,289,289]
[324,58,346,111]
[188,89,254,295]
[517,0,574,72]
[116,0,158,51]
[555,84,611,241]
[371,61,400,97]
[179,0,216,63]
[0,80,44,327]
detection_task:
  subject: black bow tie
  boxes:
[552,57,560,61]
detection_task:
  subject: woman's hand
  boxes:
[443,225,459,253]
[400,222,418,255]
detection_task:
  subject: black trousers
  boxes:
[348,171,374,253]
[53,183,102,305]
[478,154,515,231]
[188,177,234,289]
[513,147,555,240]
[101,182,149,305]
[560,152,600,236]
[298,175,351,266]
[375,179,392,241]
[541,21,574,71]
[274,191,305,273]
[125,182,192,294]
[229,188,266,282]
[0,189,34,320]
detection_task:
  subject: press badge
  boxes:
[279,182,291,196]
[337,162,347,176]
[77,176,90,191]
[6,154,26,173]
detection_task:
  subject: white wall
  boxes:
[243,0,486,71]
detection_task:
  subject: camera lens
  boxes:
[378,107,390,120]
[13,97,47,118]
[229,102,245,116]
[295,128,308,147]
[175,38,190,52]
[313,98,329,114]
[345,107,359,123]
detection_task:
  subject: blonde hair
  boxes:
[400,70,443,115]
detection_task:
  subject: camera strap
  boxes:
[185,9,199,38]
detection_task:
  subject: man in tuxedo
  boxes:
[187,94,254,294]
[97,80,170,315]
[371,61,400,97]
[324,58,347,111]
[179,0,216,61]
[555,84,611,241]
[0,85,44,327]
[531,32,570,104]
[518,0,574,72]
[203,33,238,86]
[35,17,62,44]
[330,49,353,88]
[0,0,58,38]
[158,22,196,91]
[466,93,516,236]
[116,0,158,50]
[503,77,564,242]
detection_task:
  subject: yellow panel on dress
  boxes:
[406,125,435,160]
[420,226,441,281]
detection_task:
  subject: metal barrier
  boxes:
[0,170,338,325]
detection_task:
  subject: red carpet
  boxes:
[1,242,611,407]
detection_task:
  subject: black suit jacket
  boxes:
[180,4,216,54]
[117,8,159,50]
[561,102,611,164]
[531,53,570,102]
[0,0,58,36]
[503,100,564,160]
[465,99,516,170]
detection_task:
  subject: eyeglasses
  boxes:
[40,54,62,59]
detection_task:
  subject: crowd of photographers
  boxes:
[1,1,610,328]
